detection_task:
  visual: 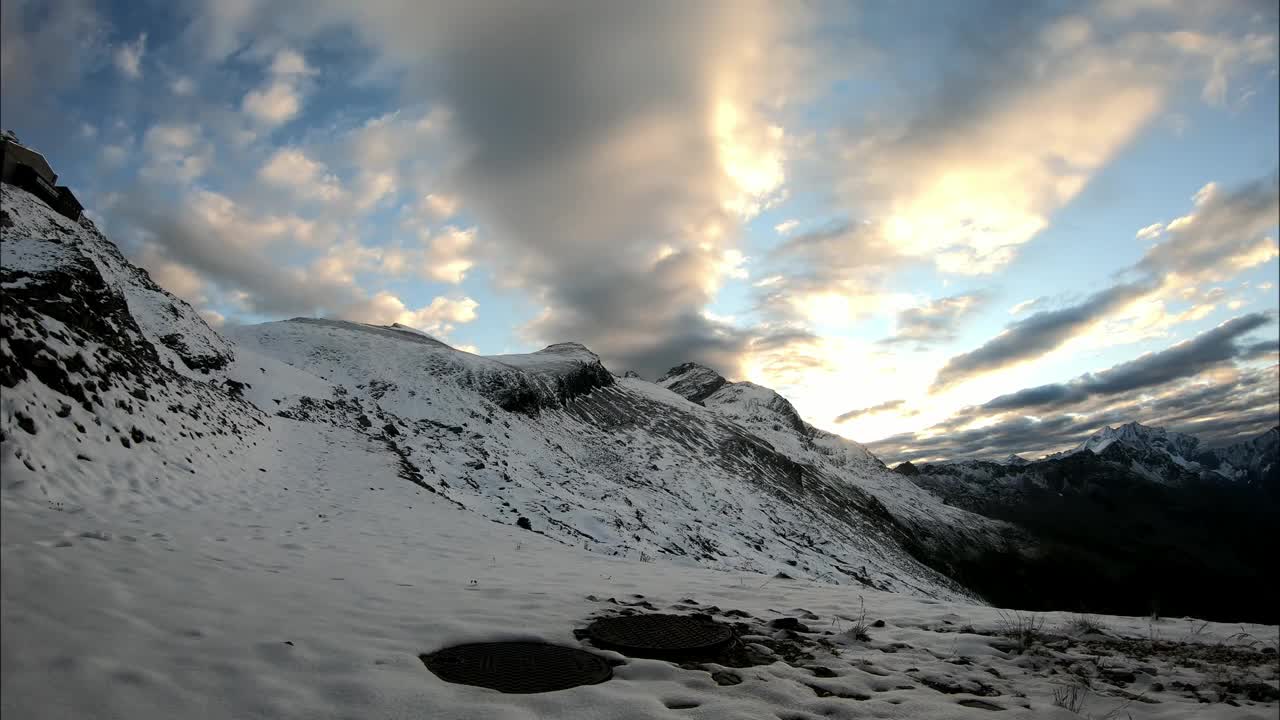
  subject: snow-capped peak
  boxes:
[1076,421,1202,461]
[655,361,728,404]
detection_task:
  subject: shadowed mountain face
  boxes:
[896,423,1280,623]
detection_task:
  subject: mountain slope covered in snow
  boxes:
[3,149,1278,719]
[2,178,1027,606]
[897,422,1280,623]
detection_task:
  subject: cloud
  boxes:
[141,124,212,183]
[268,48,313,76]
[100,144,128,167]
[929,172,1278,393]
[258,148,344,203]
[419,227,474,284]
[171,76,196,96]
[242,49,313,127]
[243,82,301,126]
[344,293,478,336]
[867,367,1279,464]
[834,399,911,424]
[821,9,1172,279]
[420,193,459,220]
[867,312,1279,463]
[1008,298,1041,315]
[1136,175,1280,285]
[760,4,1274,344]
[882,292,986,346]
[114,32,146,79]
[0,0,105,127]
[1135,222,1165,240]
[1164,30,1276,106]
[774,219,800,235]
[116,187,477,336]
[980,312,1276,412]
[931,281,1154,391]
[271,1,801,376]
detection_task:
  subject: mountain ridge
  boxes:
[2,177,1030,607]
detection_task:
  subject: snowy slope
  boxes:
[3,148,1278,719]
[229,318,1004,600]
[3,175,1010,603]
[7,415,1277,719]
[1199,427,1279,486]
[1,184,234,377]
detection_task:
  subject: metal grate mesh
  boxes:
[421,642,613,694]
[587,614,733,656]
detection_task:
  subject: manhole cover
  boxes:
[420,642,612,694]
[587,614,733,657]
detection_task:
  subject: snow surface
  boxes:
[3,176,1278,718]
[4,415,1277,719]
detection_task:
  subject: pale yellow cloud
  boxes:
[1136,222,1165,240]
[774,219,799,235]
[243,81,301,126]
[346,292,478,337]
[852,27,1166,275]
[242,50,313,127]
[258,148,345,203]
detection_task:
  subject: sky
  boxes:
[2,0,1278,463]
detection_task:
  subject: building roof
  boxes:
[0,137,57,185]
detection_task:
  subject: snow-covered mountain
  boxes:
[895,421,1279,623]
[1073,421,1203,460]
[0,177,1028,606]
[1055,421,1279,487]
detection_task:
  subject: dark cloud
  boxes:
[881,292,987,346]
[930,172,1278,393]
[834,399,913,424]
[346,2,793,378]
[867,324,1280,464]
[931,281,1155,392]
[981,313,1276,412]
[0,0,105,130]
[868,380,1279,464]
[115,192,338,316]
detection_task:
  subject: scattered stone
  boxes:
[711,670,741,686]
[421,642,613,694]
[770,618,811,633]
[957,698,1004,711]
[15,412,35,435]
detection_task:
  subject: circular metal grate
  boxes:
[421,642,613,694]
[587,614,733,657]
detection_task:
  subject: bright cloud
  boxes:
[113,32,146,79]
[258,148,345,203]
[242,49,313,127]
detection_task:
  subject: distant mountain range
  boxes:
[894,421,1279,623]
[898,421,1278,491]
